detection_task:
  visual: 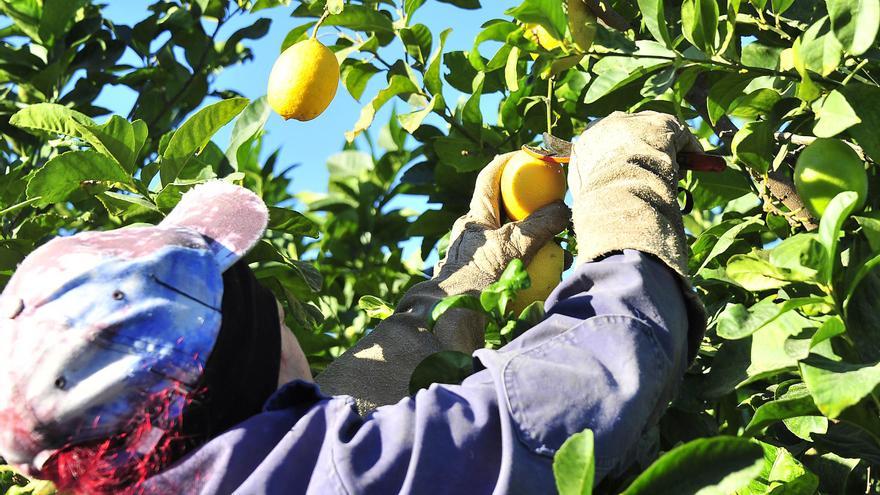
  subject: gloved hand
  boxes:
[569,110,706,359]
[316,153,569,413]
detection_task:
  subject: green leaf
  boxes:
[358,295,394,320]
[731,120,774,174]
[855,216,880,251]
[792,37,822,103]
[323,5,394,33]
[430,294,484,328]
[437,0,481,8]
[817,191,859,283]
[341,60,381,102]
[728,89,782,120]
[425,29,452,96]
[0,0,41,41]
[836,84,880,162]
[707,73,754,125]
[346,75,418,142]
[469,21,518,71]
[827,0,880,56]
[505,0,567,40]
[717,296,826,340]
[462,72,485,131]
[726,253,793,291]
[399,95,436,133]
[681,0,719,53]
[621,437,763,494]
[799,17,843,76]
[27,151,131,206]
[697,216,762,272]
[86,115,138,173]
[408,350,474,395]
[741,442,820,494]
[39,0,83,45]
[771,0,796,13]
[688,167,752,210]
[814,89,861,137]
[433,137,490,171]
[11,103,113,157]
[267,206,319,238]
[637,0,673,47]
[553,429,595,495]
[747,310,814,379]
[583,41,673,104]
[280,22,315,51]
[744,383,821,436]
[768,233,826,281]
[801,339,880,418]
[161,97,248,185]
[405,0,427,18]
[400,23,433,65]
[226,96,271,171]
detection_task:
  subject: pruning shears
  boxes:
[525,133,728,214]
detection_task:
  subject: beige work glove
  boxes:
[569,111,706,359]
[316,153,569,413]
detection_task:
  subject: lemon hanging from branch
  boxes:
[267,10,339,122]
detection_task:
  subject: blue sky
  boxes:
[98,0,518,198]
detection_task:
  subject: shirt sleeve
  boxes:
[143,250,690,495]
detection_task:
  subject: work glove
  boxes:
[316,153,569,413]
[569,110,706,360]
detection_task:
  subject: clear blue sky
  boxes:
[96,0,519,265]
[97,0,517,196]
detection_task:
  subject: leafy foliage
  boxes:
[2,0,880,493]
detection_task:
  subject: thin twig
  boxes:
[311,9,332,39]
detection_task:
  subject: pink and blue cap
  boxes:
[0,181,269,475]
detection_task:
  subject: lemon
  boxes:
[267,38,339,121]
[500,150,567,221]
[794,138,868,218]
[510,242,564,315]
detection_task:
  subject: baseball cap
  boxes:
[0,181,269,474]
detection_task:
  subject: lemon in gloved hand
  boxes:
[267,38,339,121]
[500,149,567,313]
[509,241,564,315]
[500,149,566,221]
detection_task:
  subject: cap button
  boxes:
[0,297,23,319]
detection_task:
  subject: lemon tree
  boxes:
[2,0,880,493]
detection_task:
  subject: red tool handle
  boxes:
[679,153,727,172]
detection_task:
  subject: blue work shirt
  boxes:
[142,250,690,494]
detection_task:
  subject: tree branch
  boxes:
[686,73,818,231]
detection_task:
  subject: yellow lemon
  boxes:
[267,38,339,121]
[794,138,868,218]
[510,242,564,316]
[500,150,567,221]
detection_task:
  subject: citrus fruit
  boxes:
[267,38,339,121]
[510,242,564,315]
[500,149,567,221]
[794,138,868,218]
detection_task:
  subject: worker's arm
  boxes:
[316,154,569,413]
[142,112,707,494]
[142,250,688,495]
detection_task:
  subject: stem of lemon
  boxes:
[311,9,331,40]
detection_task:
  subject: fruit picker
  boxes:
[0,111,710,494]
